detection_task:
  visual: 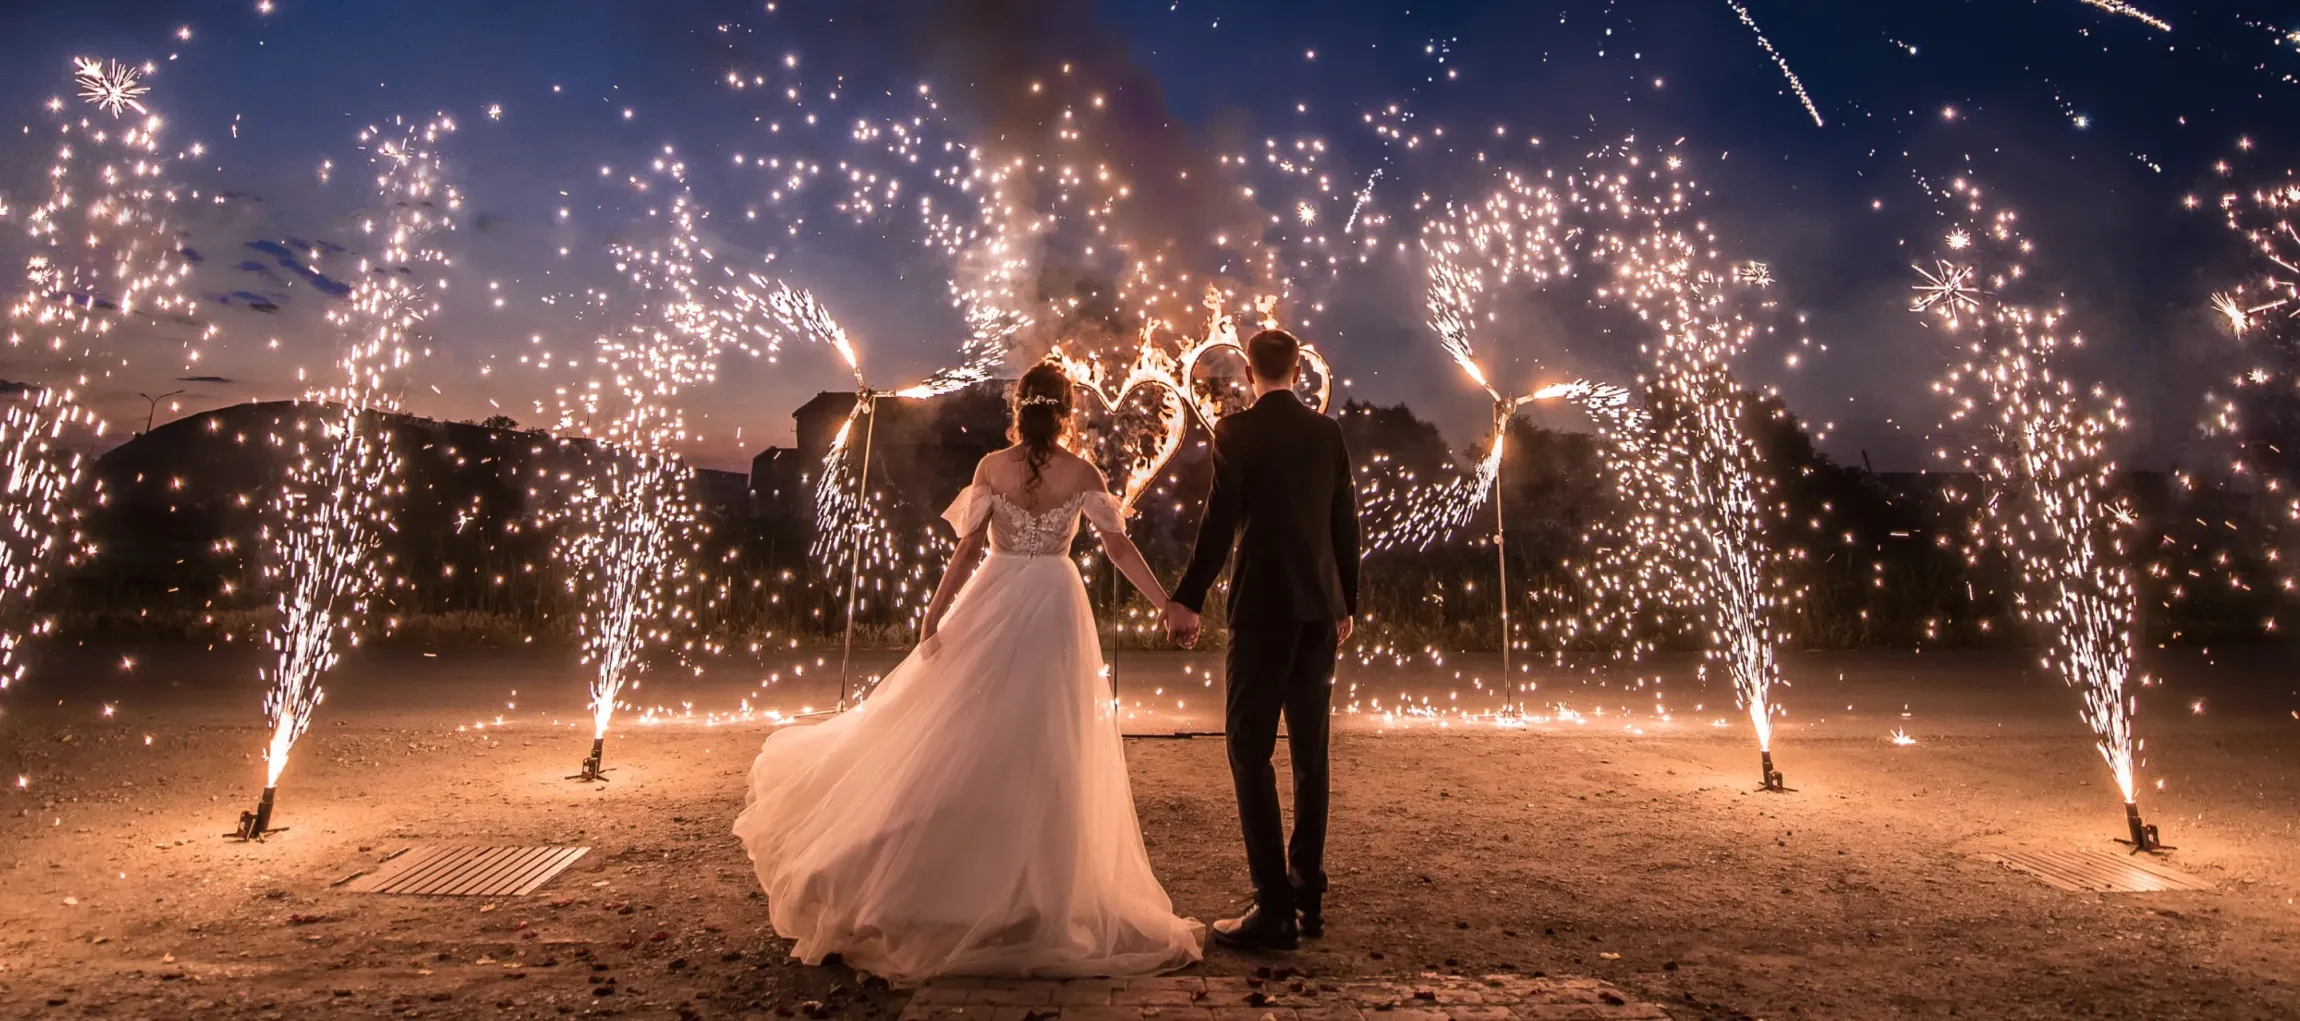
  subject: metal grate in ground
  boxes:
[1992,847,2213,893]
[342,845,590,897]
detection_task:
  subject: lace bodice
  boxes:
[942,484,1125,557]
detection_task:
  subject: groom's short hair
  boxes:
[1245,328,1300,382]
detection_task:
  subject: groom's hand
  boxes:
[1162,602,1201,649]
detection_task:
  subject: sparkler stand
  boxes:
[835,390,882,714]
[2121,800,2166,853]
[233,785,282,840]
[1760,749,1786,793]
[1490,402,1517,719]
[570,737,609,783]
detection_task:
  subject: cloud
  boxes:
[211,290,282,313]
[244,240,353,298]
[0,379,40,397]
[234,259,284,284]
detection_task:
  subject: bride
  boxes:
[733,362,1204,982]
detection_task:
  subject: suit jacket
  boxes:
[1173,390,1361,626]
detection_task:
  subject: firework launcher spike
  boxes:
[836,389,884,712]
[234,785,281,840]
[1484,391,1543,718]
[569,737,609,783]
[2123,800,2165,852]
[1490,399,1517,716]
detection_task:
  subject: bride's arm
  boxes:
[921,525,988,642]
[922,459,997,642]
[1085,468,1169,608]
[1099,527,1169,610]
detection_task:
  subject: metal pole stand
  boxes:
[234,785,282,840]
[568,737,609,782]
[1491,402,1517,720]
[2122,800,2166,852]
[1759,749,1786,793]
[836,390,880,714]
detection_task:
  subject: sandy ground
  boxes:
[0,644,2295,1020]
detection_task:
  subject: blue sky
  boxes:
[1,1,2291,471]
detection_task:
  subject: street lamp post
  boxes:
[137,389,185,434]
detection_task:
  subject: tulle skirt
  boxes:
[732,552,1203,983]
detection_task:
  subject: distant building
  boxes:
[749,447,804,522]
[691,469,751,518]
[770,383,1012,526]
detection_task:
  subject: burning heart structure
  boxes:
[1177,290,1333,422]
[1056,336,1192,514]
[1055,290,1342,518]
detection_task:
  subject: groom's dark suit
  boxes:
[1173,389,1360,917]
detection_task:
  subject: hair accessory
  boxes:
[1018,394,1065,409]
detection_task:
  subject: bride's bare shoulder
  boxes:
[972,446,1024,484]
[1046,448,1103,486]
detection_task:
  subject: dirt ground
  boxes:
[0,645,2295,1020]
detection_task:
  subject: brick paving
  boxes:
[902,973,1672,1021]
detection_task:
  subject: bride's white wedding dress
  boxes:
[732,484,1203,983]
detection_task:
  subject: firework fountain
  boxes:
[1539,149,1795,787]
[242,116,458,837]
[550,162,772,780]
[1911,178,2157,848]
[2,59,193,695]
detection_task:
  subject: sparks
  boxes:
[1914,178,2153,843]
[251,116,458,829]
[1912,260,1982,318]
[4,61,190,694]
[72,58,149,118]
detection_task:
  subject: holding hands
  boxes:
[1162,601,1201,649]
[1159,604,1353,648]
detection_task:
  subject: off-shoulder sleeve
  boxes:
[1080,491,1127,535]
[941,484,994,537]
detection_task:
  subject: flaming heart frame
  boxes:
[1176,291,1334,423]
[1055,337,1192,515]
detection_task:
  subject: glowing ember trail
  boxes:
[1721,0,1825,127]
[243,116,458,837]
[1913,178,2158,849]
[2077,0,2171,32]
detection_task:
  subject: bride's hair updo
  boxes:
[1011,362,1074,492]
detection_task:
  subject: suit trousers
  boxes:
[1223,621,1339,914]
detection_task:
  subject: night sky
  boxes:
[1,1,2292,471]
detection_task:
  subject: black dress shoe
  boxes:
[1211,904,1300,951]
[1298,893,1324,939]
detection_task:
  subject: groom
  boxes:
[1166,327,1361,952]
